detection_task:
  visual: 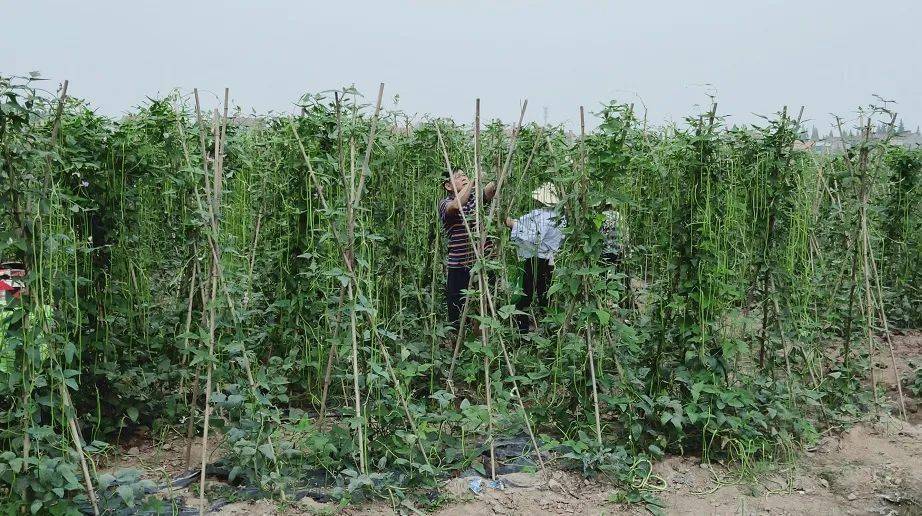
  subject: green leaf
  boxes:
[116,484,135,507]
[595,309,611,325]
[97,473,116,489]
[472,460,486,476]
[60,466,80,488]
[257,443,276,461]
[30,500,42,514]
[690,382,705,401]
[126,407,139,422]
[63,341,76,363]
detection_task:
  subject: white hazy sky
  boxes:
[3,1,920,132]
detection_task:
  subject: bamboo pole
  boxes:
[174,109,210,471]
[433,121,482,388]
[242,211,263,309]
[480,273,547,475]
[185,256,209,470]
[21,79,71,499]
[833,114,873,371]
[59,385,99,515]
[503,127,544,219]
[346,280,367,473]
[179,263,198,466]
[341,83,386,472]
[317,285,347,426]
[432,110,546,475]
[858,111,907,419]
[866,229,908,419]
[198,112,222,516]
[43,80,69,191]
[315,93,349,426]
[34,78,100,515]
[578,105,603,446]
[437,101,531,391]
[353,83,386,206]
[294,86,385,474]
[483,352,496,480]
[859,118,881,411]
[472,98,498,479]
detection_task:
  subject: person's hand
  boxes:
[505,217,515,228]
[484,181,497,201]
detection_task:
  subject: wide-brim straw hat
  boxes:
[532,182,560,206]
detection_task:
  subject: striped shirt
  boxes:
[439,194,492,268]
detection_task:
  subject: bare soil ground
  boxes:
[106,332,922,515]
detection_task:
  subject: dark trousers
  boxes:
[515,257,553,331]
[446,267,471,330]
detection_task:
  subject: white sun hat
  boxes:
[532,182,560,206]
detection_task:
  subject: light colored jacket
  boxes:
[510,208,565,261]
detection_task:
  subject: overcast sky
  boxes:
[3,1,920,132]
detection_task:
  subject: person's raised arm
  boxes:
[445,179,474,214]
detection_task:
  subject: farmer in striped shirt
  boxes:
[439,169,496,330]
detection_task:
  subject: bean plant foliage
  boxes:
[1,74,919,514]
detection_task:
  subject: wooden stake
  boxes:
[353,83,386,206]
[480,274,547,475]
[60,385,99,515]
[318,285,347,426]
[49,80,69,145]
[471,98,497,479]
[867,232,908,419]
[585,321,603,445]
[198,97,226,516]
[578,106,603,445]
[483,346,496,480]
[180,262,198,468]
[434,103,544,474]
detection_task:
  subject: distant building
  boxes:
[803,130,922,155]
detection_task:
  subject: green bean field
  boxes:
[1,75,921,514]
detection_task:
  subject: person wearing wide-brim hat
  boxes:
[504,182,565,333]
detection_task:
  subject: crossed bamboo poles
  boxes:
[299,93,553,480]
[834,111,907,420]
[435,99,549,478]
[289,84,433,474]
